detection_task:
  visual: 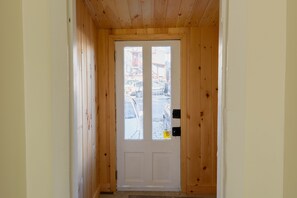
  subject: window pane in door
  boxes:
[124,47,143,140]
[152,47,171,140]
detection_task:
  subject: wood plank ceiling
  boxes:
[84,0,219,29]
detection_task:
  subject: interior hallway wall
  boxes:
[22,0,70,197]
[223,0,287,198]
[0,1,27,198]
[284,0,297,197]
[76,0,100,197]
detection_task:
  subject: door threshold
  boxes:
[100,191,216,198]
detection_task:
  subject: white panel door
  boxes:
[116,41,180,191]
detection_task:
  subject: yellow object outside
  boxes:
[163,130,171,139]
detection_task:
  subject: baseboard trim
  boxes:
[117,186,181,192]
[100,183,112,192]
[187,185,216,194]
[93,186,100,198]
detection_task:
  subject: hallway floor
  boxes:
[100,191,216,198]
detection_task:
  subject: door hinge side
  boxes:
[114,50,116,62]
[115,170,118,180]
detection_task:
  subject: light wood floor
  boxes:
[100,191,216,198]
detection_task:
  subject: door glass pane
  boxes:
[152,46,171,140]
[124,47,143,140]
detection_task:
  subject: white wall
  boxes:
[284,0,297,197]
[22,1,53,197]
[1,1,71,197]
[0,1,27,198]
[223,0,287,198]
[223,0,247,197]
[22,0,70,197]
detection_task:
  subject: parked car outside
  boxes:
[125,80,137,96]
[130,81,143,98]
[152,81,165,95]
[125,97,143,139]
[162,103,171,131]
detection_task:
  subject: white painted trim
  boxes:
[117,186,181,192]
[67,0,79,198]
[217,0,228,197]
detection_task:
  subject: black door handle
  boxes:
[172,127,181,136]
[172,109,181,119]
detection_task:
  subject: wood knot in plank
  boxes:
[200,111,204,117]
[187,114,191,119]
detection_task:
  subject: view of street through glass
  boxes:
[124,46,172,140]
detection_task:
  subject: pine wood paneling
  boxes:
[97,29,113,192]
[180,30,189,192]
[101,0,122,28]
[187,27,218,194]
[97,27,218,194]
[111,27,188,36]
[153,0,168,27]
[200,27,213,185]
[190,0,211,27]
[114,0,131,28]
[187,28,202,189]
[108,38,117,192]
[141,0,154,28]
[76,0,100,198]
[128,0,143,28]
[165,0,182,27]
[199,0,219,27]
[176,0,197,27]
[83,0,219,28]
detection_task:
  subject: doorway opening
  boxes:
[71,0,224,197]
[116,41,181,191]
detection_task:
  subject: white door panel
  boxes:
[116,41,180,191]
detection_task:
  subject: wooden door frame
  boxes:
[108,32,188,192]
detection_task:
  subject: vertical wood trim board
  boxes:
[76,0,100,197]
[186,27,218,194]
[97,29,112,192]
[96,27,218,194]
[180,32,189,193]
[108,37,117,192]
[187,28,202,191]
